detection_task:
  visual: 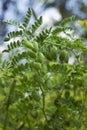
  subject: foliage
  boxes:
[78,20,87,27]
[0,8,87,130]
[77,19,87,38]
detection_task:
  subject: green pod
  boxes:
[50,46,57,59]
[33,62,41,70]
[28,49,36,58]
[41,64,47,74]
[59,50,69,63]
[33,41,38,52]
[23,40,33,49]
[46,50,52,60]
[38,52,45,63]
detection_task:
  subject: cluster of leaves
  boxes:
[0,8,87,130]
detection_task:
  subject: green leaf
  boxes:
[23,8,32,28]
[60,15,75,27]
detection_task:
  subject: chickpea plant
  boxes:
[0,8,87,130]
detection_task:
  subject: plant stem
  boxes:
[3,80,16,130]
[40,85,48,123]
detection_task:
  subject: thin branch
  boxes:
[32,8,37,20]
[39,85,48,123]
[3,80,16,130]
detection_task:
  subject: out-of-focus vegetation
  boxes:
[0,0,87,129]
[0,8,87,130]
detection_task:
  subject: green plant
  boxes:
[0,8,87,130]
